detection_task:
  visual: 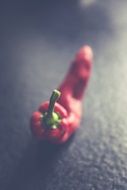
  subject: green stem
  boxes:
[46,89,61,120]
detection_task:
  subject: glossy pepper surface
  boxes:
[30,45,93,143]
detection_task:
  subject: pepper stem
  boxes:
[47,89,61,120]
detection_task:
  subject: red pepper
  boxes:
[30,45,93,144]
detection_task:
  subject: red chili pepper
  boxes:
[30,45,93,144]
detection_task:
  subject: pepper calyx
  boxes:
[42,89,61,129]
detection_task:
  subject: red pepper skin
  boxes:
[30,45,93,143]
[31,111,45,140]
[57,45,93,143]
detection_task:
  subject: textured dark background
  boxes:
[0,0,127,190]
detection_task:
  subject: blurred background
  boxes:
[0,0,127,190]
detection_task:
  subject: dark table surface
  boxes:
[1,1,127,190]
